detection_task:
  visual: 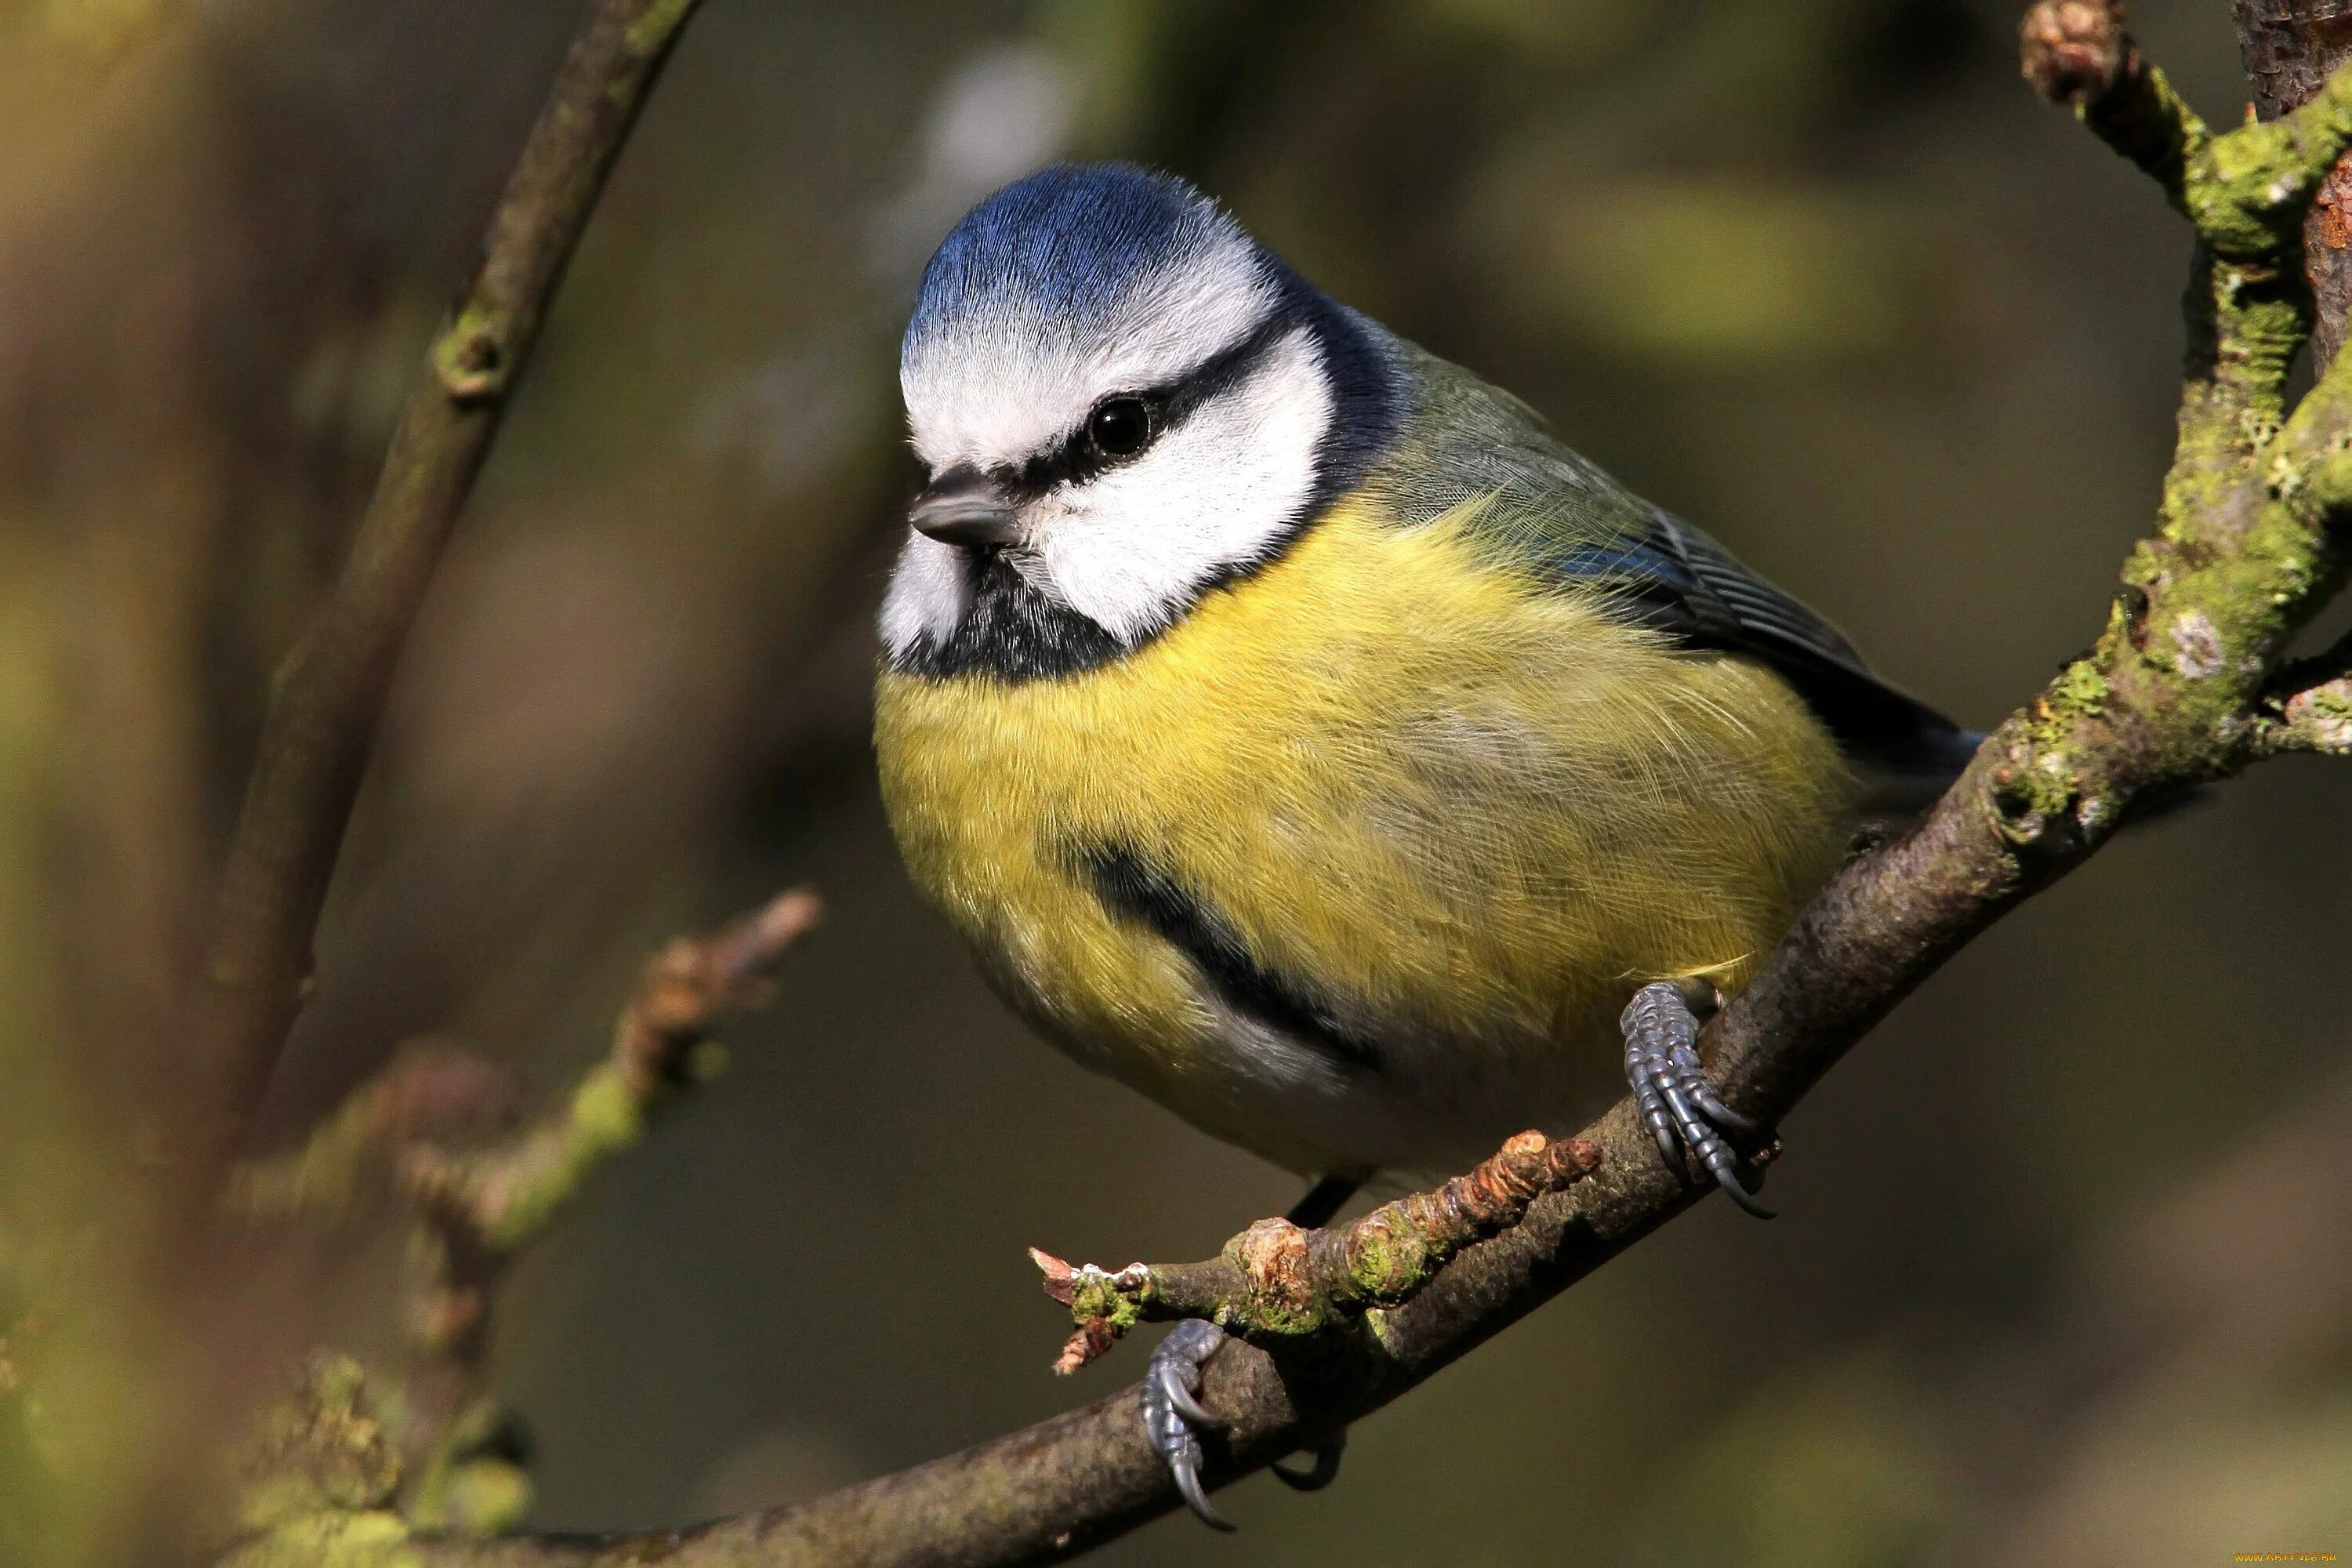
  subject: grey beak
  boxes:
[909,469,1021,548]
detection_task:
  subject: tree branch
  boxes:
[398,1098,1712,1568]
[401,889,821,1367]
[2023,1,2200,207]
[223,891,819,1558]
[1030,1130,1604,1374]
[174,0,710,1212]
[2236,0,2352,371]
[400,887,818,1533]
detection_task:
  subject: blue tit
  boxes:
[873,163,1973,1524]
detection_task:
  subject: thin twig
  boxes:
[402,886,823,1345]
[223,890,819,1548]
[2251,629,2352,753]
[397,890,818,1531]
[175,0,710,1214]
[1031,1131,1605,1374]
[2022,2,2205,209]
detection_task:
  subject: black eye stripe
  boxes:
[894,277,1401,684]
[1004,308,1298,496]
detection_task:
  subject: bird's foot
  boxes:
[1142,1171,1367,1529]
[1621,980,1773,1218]
[1141,1318,1350,1529]
[1142,1317,1235,1530]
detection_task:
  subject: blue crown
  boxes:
[905,164,1240,354]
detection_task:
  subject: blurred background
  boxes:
[2,0,2348,1563]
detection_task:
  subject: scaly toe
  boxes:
[1622,981,1776,1219]
[1141,1318,1236,1530]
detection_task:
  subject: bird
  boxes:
[871,162,1973,1526]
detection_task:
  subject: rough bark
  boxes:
[2237,0,2352,369]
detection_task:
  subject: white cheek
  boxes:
[879,531,975,658]
[1037,328,1333,641]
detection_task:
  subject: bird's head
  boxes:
[884,163,1396,676]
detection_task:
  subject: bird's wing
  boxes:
[1364,343,1975,782]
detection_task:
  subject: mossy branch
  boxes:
[224,891,817,1555]
[2023,2,2202,205]
[2234,0,2352,372]
[173,0,710,1216]
[230,1045,522,1224]
[2252,630,2352,753]
[1707,5,2352,1139]
[1030,1131,1604,1373]
[402,890,820,1367]
[2026,0,2352,256]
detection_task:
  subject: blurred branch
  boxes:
[400,888,819,1367]
[342,13,2352,1564]
[174,0,710,1214]
[225,890,819,1554]
[229,1042,521,1223]
[398,885,818,1534]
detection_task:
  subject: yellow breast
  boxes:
[873,500,1851,1173]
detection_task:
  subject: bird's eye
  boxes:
[1085,397,1153,459]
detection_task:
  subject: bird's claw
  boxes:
[1141,1319,1351,1526]
[1142,1317,1235,1530]
[1622,980,1774,1218]
[1138,1173,1370,1529]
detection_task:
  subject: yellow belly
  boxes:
[873,501,1851,1174]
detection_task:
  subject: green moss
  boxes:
[1241,1296,1329,1338]
[430,1458,533,1537]
[568,1066,648,1154]
[409,1399,535,1537]
[2183,66,2352,260]
[238,1356,401,1534]
[218,1509,418,1568]
[2048,662,2110,717]
[2289,682,2352,755]
[1063,1271,1144,1337]
[2308,685,2352,723]
[478,1067,647,1248]
[1342,1217,1437,1308]
[2188,139,2304,257]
